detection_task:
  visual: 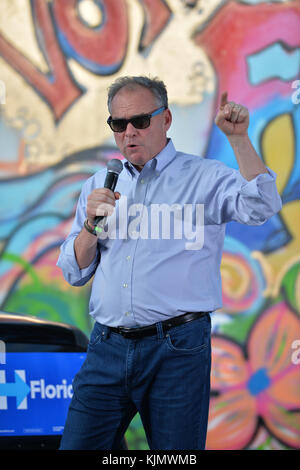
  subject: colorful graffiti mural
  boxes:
[0,0,299,450]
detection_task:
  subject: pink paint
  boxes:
[194,2,300,110]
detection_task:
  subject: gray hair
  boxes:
[107,75,168,113]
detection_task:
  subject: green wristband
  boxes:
[84,219,97,236]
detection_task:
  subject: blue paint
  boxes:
[247,42,300,85]
[247,368,271,396]
[56,30,124,76]
[206,94,299,253]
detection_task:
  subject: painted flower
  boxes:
[206,301,300,449]
[220,237,265,315]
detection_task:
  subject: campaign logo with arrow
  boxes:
[0,370,31,410]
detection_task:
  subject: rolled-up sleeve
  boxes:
[205,162,282,225]
[57,178,100,286]
[237,168,282,223]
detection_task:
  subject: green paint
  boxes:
[2,252,42,287]
[3,281,92,335]
[220,311,257,343]
[282,262,300,314]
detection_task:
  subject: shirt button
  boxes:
[123,283,128,288]
[125,311,131,316]
[140,179,145,184]
[126,255,131,261]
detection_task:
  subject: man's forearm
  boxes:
[228,134,268,181]
[74,226,99,269]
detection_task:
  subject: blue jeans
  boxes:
[60,313,211,450]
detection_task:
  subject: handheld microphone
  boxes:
[94,159,123,229]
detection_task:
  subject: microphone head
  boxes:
[107,159,123,175]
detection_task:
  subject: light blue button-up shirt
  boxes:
[57,139,282,327]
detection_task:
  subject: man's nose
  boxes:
[125,122,138,135]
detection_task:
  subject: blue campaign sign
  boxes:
[0,352,86,436]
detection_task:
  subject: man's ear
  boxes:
[164,108,172,131]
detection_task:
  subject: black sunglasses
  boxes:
[107,106,166,133]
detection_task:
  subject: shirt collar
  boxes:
[123,139,177,178]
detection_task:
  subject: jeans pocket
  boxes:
[165,315,211,355]
[88,322,103,347]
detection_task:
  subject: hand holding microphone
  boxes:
[85,159,123,235]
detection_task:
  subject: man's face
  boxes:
[109,85,172,171]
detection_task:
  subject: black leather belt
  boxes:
[109,311,208,339]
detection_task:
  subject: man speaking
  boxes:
[57,76,282,450]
